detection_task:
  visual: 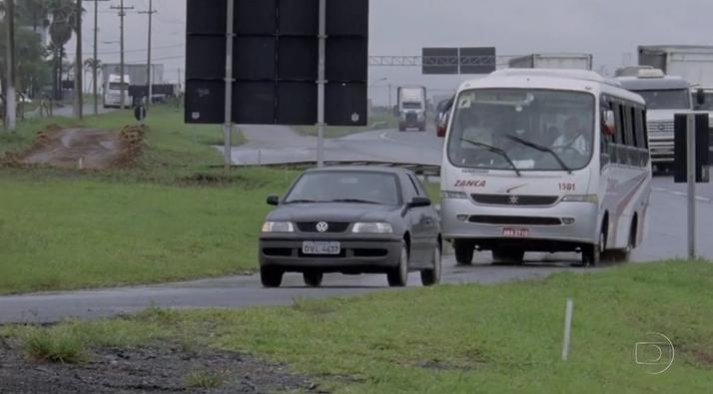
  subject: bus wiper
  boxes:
[460,138,521,177]
[505,135,573,174]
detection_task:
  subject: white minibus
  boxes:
[440,69,652,266]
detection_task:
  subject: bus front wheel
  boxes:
[581,230,605,267]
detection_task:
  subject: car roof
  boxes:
[304,166,414,176]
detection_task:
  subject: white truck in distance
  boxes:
[396,86,427,132]
[508,53,593,70]
[638,45,713,111]
[103,74,132,109]
[616,68,692,167]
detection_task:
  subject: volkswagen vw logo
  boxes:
[509,195,520,205]
[316,221,329,233]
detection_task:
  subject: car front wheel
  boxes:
[387,242,409,287]
[260,266,283,288]
[303,271,324,288]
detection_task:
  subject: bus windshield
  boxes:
[635,89,690,110]
[447,89,595,172]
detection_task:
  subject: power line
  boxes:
[138,0,157,108]
[109,0,134,109]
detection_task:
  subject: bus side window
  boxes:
[623,105,635,165]
[600,100,612,169]
[636,106,646,165]
[613,102,624,163]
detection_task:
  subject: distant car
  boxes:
[435,96,454,138]
[259,167,442,288]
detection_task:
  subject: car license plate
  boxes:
[502,228,530,238]
[302,241,341,255]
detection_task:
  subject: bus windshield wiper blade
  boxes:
[329,198,381,205]
[460,138,521,176]
[506,135,573,174]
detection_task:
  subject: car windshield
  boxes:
[635,89,690,110]
[402,102,422,110]
[447,89,595,172]
[284,171,400,206]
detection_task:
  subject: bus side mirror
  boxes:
[602,110,616,136]
[393,105,399,117]
[696,89,706,106]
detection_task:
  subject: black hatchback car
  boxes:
[259,167,442,288]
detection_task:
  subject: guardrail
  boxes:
[214,161,442,178]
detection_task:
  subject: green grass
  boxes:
[22,327,88,364]
[5,262,713,392]
[294,113,399,139]
[184,370,227,389]
[0,169,294,294]
[0,107,294,294]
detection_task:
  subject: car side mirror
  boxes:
[697,88,706,107]
[408,196,432,208]
[266,195,280,206]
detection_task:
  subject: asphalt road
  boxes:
[229,125,442,166]
[1,127,712,324]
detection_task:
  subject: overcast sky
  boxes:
[65,0,712,104]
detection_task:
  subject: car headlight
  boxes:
[261,221,295,233]
[442,190,468,199]
[352,222,393,234]
[561,194,599,204]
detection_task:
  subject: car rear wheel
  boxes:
[303,271,324,288]
[454,240,474,266]
[492,249,525,265]
[387,242,409,287]
[420,246,442,287]
[260,266,283,288]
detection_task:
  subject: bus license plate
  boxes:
[503,228,530,238]
[302,241,341,255]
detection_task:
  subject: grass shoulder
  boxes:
[4,261,713,393]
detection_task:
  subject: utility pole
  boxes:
[5,0,16,131]
[139,0,156,109]
[92,0,110,115]
[110,0,133,110]
[74,0,83,119]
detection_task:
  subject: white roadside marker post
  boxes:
[562,298,574,362]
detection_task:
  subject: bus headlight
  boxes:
[442,191,468,199]
[561,194,599,204]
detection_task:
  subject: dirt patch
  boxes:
[0,341,319,394]
[4,125,146,170]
